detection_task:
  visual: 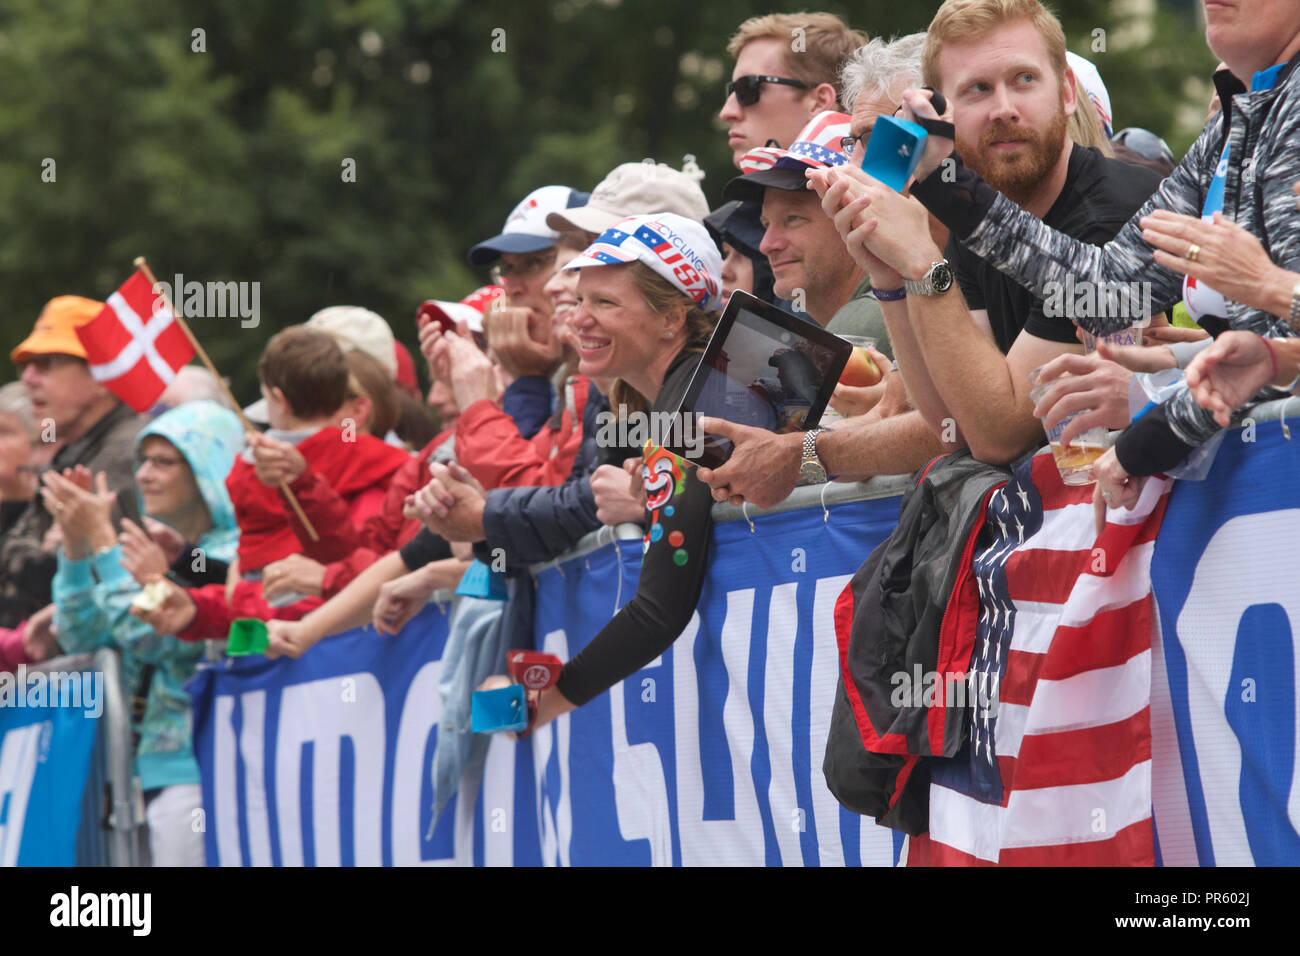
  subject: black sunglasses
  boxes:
[725,74,809,108]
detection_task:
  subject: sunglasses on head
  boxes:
[725,74,809,108]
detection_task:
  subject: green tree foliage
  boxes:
[0,0,1217,401]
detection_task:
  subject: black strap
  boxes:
[915,88,955,140]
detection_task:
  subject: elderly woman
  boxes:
[448,213,724,728]
[42,400,243,866]
[821,0,1300,511]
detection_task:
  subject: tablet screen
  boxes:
[673,292,850,469]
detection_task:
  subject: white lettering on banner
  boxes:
[809,575,850,865]
[390,661,443,866]
[275,674,385,866]
[238,690,272,866]
[764,582,803,865]
[1177,510,1300,866]
[482,735,516,866]
[212,696,240,865]
[0,724,42,866]
[810,575,896,866]
[533,629,573,866]
[609,655,673,865]
[674,592,765,865]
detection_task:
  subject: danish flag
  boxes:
[75,269,195,412]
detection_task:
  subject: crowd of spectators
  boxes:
[5,0,1300,864]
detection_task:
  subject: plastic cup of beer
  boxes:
[1028,382,1111,486]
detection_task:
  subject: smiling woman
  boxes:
[479,212,726,729]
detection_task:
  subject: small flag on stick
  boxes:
[76,270,194,412]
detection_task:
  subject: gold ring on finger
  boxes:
[1186,243,1200,263]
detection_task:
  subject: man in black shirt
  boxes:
[806,3,1162,466]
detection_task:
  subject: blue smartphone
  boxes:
[861,115,930,192]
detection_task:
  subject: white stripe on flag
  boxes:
[929,760,1152,860]
[88,292,180,386]
[1019,649,1151,737]
[1057,541,1157,628]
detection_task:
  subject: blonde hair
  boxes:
[1068,85,1115,156]
[922,0,1068,91]
[607,263,717,417]
[727,13,869,107]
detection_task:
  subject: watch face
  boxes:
[799,460,827,483]
[931,263,954,294]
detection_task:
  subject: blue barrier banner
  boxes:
[0,668,100,866]
[529,495,905,866]
[189,602,541,866]
[1150,419,1300,866]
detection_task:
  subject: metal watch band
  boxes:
[1290,279,1300,332]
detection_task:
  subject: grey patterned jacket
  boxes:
[912,58,1300,473]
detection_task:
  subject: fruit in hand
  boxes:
[839,349,882,388]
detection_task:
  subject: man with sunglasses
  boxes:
[720,13,867,168]
[2,296,144,627]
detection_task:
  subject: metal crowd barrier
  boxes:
[528,473,913,573]
[26,647,139,866]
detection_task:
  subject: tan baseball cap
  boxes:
[547,162,710,236]
[305,306,397,377]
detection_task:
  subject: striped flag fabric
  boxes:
[737,110,852,176]
[910,449,1171,866]
[75,269,195,412]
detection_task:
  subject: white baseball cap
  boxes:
[468,185,590,266]
[306,306,397,376]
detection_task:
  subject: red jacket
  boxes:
[179,427,409,640]
[319,430,453,598]
[456,375,591,491]
[227,427,409,571]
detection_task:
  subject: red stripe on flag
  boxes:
[1000,707,1152,791]
[1003,545,1092,604]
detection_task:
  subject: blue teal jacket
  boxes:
[53,400,243,790]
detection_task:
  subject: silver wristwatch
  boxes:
[799,428,827,483]
[904,260,954,297]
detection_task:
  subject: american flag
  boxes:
[737,110,851,176]
[911,449,1171,866]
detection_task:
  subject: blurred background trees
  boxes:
[0,0,1217,401]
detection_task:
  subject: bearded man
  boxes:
[811,0,1163,464]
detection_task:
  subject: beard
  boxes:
[958,105,1069,206]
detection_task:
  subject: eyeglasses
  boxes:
[138,454,183,471]
[839,131,871,159]
[725,74,809,108]
[489,252,555,285]
[1112,127,1174,167]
